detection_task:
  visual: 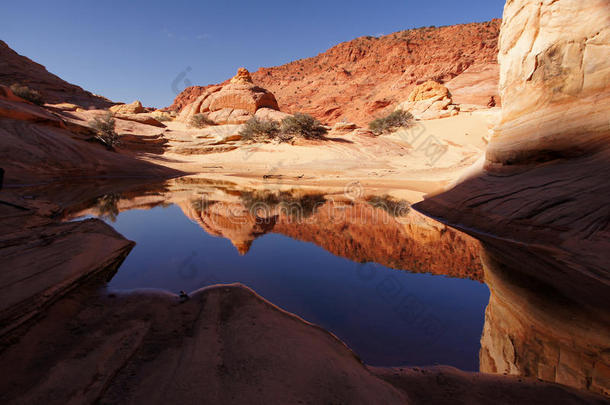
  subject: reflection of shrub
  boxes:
[369,110,413,135]
[367,195,411,217]
[95,193,121,222]
[280,113,327,140]
[190,113,215,128]
[239,117,280,142]
[10,84,44,105]
[241,190,326,219]
[90,112,120,149]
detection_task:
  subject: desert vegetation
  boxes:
[10,83,44,105]
[189,113,215,128]
[89,112,120,149]
[240,113,328,143]
[239,117,281,142]
[368,110,413,135]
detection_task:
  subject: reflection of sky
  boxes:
[101,204,489,371]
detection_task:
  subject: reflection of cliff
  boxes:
[479,244,610,396]
[181,190,482,280]
[274,201,482,280]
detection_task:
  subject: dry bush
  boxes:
[10,84,43,105]
[369,110,413,135]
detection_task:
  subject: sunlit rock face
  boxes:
[177,68,279,125]
[488,0,610,166]
[479,246,610,396]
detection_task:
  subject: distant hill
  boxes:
[169,20,501,125]
[0,40,113,108]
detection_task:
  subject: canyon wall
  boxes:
[488,0,610,166]
[414,0,610,394]
[414,0,610,260]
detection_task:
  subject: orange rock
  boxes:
[230,67,254,84]
[407,81,450,102]
[110,100,145,115]
[177,69,279,125]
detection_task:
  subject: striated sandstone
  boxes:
[178,69,279,125]
[488,0,610,166]
[110,100,145,115]
[113,112,166,128]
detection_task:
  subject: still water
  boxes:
[79,185,489,371]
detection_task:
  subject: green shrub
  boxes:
[189,113,215,128]
[10,84,43,106]
[239,117,280,142]
[280,113,327,140]
[90,112,119,149]
[369,110,413,135]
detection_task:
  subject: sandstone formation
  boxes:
[170,21,501,125]
[395,81,460,120]
[0,99,180,184]
[407,80,449,102]
[0,40,113,109]
[109,100,145,114]
[178,69,279,125]
[0,207,133,336]
[230,67,254,84]
[113,112,166,128]
[254,107,291,122]
[414,0,610,395]
[3,281,604,405]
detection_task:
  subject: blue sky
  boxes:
[2,0,505,108]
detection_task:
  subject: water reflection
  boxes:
[51,176,608,395]
[479,240,610,396]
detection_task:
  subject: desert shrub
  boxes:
[90,112,119,149]
[367,195,411,217]
[368,110,413,135]
[280,113,327,140]
[10,84,43,106]
[239,117,280,142]
[189,113,215,128]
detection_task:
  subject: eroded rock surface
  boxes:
[178,69,279,125]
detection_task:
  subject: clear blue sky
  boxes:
[1,0,505,108]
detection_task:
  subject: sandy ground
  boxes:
[141,111,498,198]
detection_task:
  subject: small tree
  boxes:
[10,84,44,106]
[189,113,215,128]
[369,110,413,135]
[239,117,280,142]
[90,112,119,149]
[280,113,327,140]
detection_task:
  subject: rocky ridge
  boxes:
[170,20,502,125]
